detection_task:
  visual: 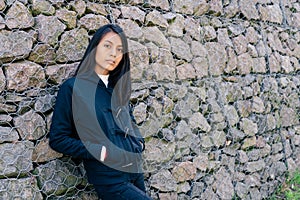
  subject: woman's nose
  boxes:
[111,48,117,57]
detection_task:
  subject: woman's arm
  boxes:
[49,80,102,160]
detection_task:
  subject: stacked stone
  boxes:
[0,0,299,199]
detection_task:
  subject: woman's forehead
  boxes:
[101,32,122,45]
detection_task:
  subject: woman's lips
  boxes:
[106,60,115,65]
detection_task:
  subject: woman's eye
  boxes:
[104,44,111,48]
[117,48,123,53]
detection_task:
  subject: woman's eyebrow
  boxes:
[104,40,122,47]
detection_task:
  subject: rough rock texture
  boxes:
[0,0,299,199]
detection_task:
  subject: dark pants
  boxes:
[93,173,152,200]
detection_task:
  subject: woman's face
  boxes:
[94,31,123,75]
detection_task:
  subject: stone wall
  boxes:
[0,0,299,199]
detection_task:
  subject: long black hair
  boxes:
[74,24,131,105]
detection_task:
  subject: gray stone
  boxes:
[0,141,33,177]
[242,136,257,150]
[249,187,261,200]
[252,96,265,113]
[259,4,283,24]
[0,115,12,125]
[235,182,248,199]
[32,137,63,163]
[225,47,238,73]
[201,135,213,148]
[208,0,223,15]
[0,30,33,62]
[143,27,170,50]
[5,1,34,29]
[255,41,267,59]
[5,61,46,92]
[212,130,226,147]
[133,102,147,124]
[240,0,260,20]
[32,0,55,15]
[0,15,4,29]
[246,27,260,44]
[224,0,239,18]
[86,2,107,15]
[34,94,56,113]
[202,26,217,41]
[156,49,175,66]
[143,138,176,170]
[244,173,261,187]
[69,0,86,17]
[158,192,178,200]
[78,14,109,31]
[173,0,194,14]
[267,53,279,73]
[248,44,259,57]
[170,37,193,62]
[190,182,205,198]
[220,82,243,103]
[45,62,78,85]
[174,99,192,119]
[0,126,18,143]
[57,28,89,62]
[233,35,248,55]
[0,177,43,199]
[217,28,233,47]
[0,68,5,93]
[36,159,84,195]
[191,41,207,57]
[177,182,191,193]
[240,118,258,136]
[28,44,56,64]
[201,186,219,200]
[172,161,197,182]
[118,19,143,39]
[185,17,200,41]
[213,167,234,199]
[237,100,252,117]
[175,120,192,140]
[165,83,188,101]
[147,0,169,11]
[167,14,184,37]
[252,57,267,73]
[56,8,77,29]
[150,169,177,192]
[228,23,245,36]
[35,15,66,46]
[269,161,287,179]
[145,63,176,82]
[238,150,249,164]
[162,96,174,114]
[246,160,266,173]
[193,153,209,171]
[237,53,253,75]
[120,6,145,22]
[176,63,196,80]
[0,0,5,10]
[205,42,227,76]
[146,10,168,28]
[224,105,239,126]
[13,110,46,140]
[194,1,210,16]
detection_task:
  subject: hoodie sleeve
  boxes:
[49,79,102,160]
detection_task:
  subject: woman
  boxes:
[49,24,152,200]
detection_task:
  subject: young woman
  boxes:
[49,24,152,200]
